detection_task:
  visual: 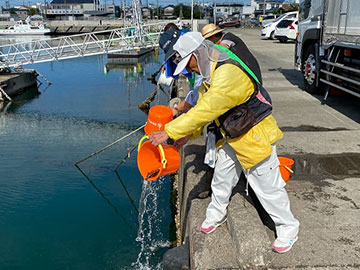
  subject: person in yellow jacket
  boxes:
[149,32,299,253]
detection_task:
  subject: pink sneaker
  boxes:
[200,218,227,234]
[272,235,298,253]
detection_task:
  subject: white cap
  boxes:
[173,32,205,76]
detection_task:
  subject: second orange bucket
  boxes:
[144,105,173,135]
[137,135,180,181]
[278,157,294,182]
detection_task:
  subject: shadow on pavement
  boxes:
[268,67,304,88]
[313,91,360,124]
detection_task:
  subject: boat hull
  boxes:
[107,47,154,58]
[0,30,52,35]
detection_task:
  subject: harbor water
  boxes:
[0,42,174,270]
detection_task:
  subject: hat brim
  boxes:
[173,54,192,76]
[203,28,224,39]
[164,49,176,62]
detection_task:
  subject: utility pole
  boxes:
[156,0,159,20]
[179,4,183,19]
[122,0,125,26]
[191,0,194,28]
[44,0,47,19]
[64,0,67,20]
[213,0,216,25]
[263,0,266,17]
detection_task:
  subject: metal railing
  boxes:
[0,22,167,68]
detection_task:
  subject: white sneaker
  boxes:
[272,235,298,253]
[200,217,227,234]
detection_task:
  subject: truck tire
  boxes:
[302,44,321,94]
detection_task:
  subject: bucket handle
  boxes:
[138,135,167,169]
[284,165,294,174]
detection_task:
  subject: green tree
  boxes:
[29,8,36,16]
[193,7,203,19]
[173,5,204,19]
[9,8,16,15]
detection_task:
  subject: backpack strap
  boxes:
[214,44,261,85]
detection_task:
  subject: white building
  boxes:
[241,6,256,18]
[251,0,284,11]
[47,0,100,18]
[214,4,243,18]
[163,5,175,19]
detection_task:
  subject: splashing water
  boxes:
[132,177,171,270]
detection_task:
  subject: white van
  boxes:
[261,11,298,39]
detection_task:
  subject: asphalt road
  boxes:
[227,28,360,158]
[230,27,360,123]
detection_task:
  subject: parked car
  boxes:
[219,17,241,28]
[261,14,279,26]
[261,11,298,39]
[275,19,298,43]
[209,16,224,26]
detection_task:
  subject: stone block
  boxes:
[227,193,272,267]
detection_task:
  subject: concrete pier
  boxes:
[165,28,360,269]
[0,69,38,100]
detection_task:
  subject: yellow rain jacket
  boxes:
[164,62,283,170]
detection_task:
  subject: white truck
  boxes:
[295,0,360,102]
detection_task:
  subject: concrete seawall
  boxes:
[0,19,209,35]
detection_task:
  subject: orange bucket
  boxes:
[278,157,294,182]
[144,105,173,135]
[137,135,180,181]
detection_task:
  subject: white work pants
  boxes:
[205,143,299,240]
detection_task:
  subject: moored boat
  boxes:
[107,47,154,58]
[0,17,52,36]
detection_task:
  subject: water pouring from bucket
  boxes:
[137,105,180,181]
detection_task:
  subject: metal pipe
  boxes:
[0,86,12,101]
[322,59,360,74]
[321,69,360,86]
[320,78,360,99]
[74,124,145,166]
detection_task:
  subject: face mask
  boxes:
[193,40,230,83]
